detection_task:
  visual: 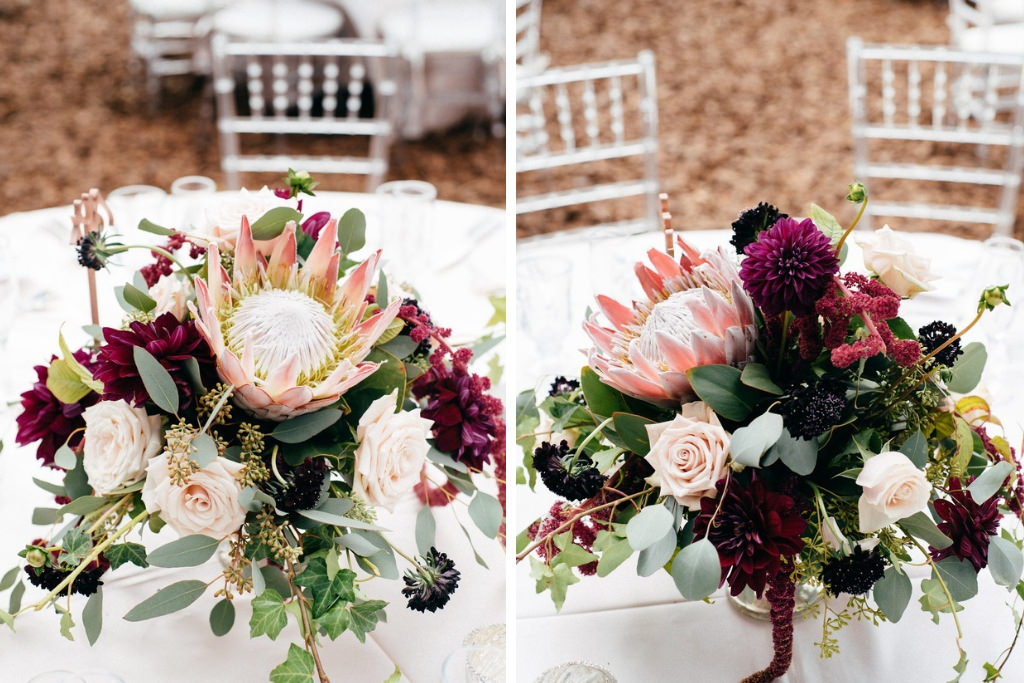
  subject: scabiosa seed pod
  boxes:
[533,440,607,502]
[918,320,962,367]
[821,546,886,596]
[272,457,330,512]
[781,377,846,440]
[402,547,460,613]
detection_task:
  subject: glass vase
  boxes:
[728,581,823,621]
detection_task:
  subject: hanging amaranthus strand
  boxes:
[740,566,796,683]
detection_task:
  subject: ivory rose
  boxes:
[856,451,930,533]
[149,275,193,321]
[856,225,936,298]
[82,400,163,495]
[644,401,730,508]
[352,389,433,511]
[141,455,246,539]
[200,187,291,251]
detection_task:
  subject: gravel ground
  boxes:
[517,0,1023,240]
[0,0,504,215]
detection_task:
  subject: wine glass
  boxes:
[971,235,1024,410]
[374,180,438,282]
[517,252,574,389]
[169,175,218,232]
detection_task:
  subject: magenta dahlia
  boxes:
[93,312,213,409]
[693,476,806,597]
[930,478,1001,570]
[16,351,99,468]
[739,217,839,317]
[414,361,499,470]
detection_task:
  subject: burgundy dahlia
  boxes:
[414,363,498,469]
[93,312,213,409]
[739,217,839,317]
[694,476,806,598]
[16,351,99,468]
[930,478,1001,570]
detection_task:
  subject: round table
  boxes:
[516,228,1024,682]
[0,190,505,683]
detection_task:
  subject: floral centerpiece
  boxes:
[1,172,505,682]
[517,185,1023,681]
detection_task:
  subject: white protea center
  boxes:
[634,289,705,364]
[226,289,339,381]
[584,239,758,406]
[190,216,400,420]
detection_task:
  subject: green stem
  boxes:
[569,416,614,469]
[18,509,149,617]
[908,536,964,642]
[200,384,235,434]
[776,311,792,376]
[834,196,869,256]
[115,244,189,273]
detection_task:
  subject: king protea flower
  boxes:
[190,218,400,420]
[584,238,757,405]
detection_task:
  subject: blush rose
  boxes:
[856,450,931,533]
[856,225,936,298]
[82,400,163,495]
[141,455,247,539]
[352,389,433,511]
[149,274,193,321]
[643,401,730,509]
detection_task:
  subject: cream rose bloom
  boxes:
[149,275,193,321]
[856,225,936,298]
[644,401,730,508]
[82,400,163,495]
[141,455,246,539]
[200,187,291,251]
[856,451,931,533]
[353,389,433,512]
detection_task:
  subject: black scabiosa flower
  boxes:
[918,320,962,367]
[731,202,788,254]
[23,552,108,597]
[821,546,886,596]
[75,231,121,271]
[533,440,607,501]
[781,377,846,440]
[548,376,580,397]
[402,547,460,612]
[272,457,329,512]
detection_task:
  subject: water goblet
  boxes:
[374,180,437,282]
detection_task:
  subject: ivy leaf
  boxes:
[318,601,350,640]
[59,609,75,641]
[530,557,579,612]
[293,558,356,619]
[596,537,633,577]
[269,643,315,683]
[249,588,288,640]
[346,599,388,643]
[105,542,149,571]
[59,528,92,566]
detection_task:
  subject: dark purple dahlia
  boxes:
[402,547,460,612]
[739,217,840,317]
[693,476,806,598]
[930,478,1001,570]
[16,351,99,468]
[93,312,213,409]
[414,364,498,470]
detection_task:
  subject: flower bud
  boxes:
[25,548,47,568]
[979,284,1010,312]
[846,182,866,203]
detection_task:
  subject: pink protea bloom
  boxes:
[189,217,400,420]
[584,238,757,406]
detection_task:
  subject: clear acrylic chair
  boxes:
[210,35,399,191]
[515,0,548,79]
[516,51,660,240]
[846,38,1024,236]
[948,0,1024,54]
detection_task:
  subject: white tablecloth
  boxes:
[0,191,505,682]
[516,228,1024,681]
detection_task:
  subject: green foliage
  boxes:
[686,364,762,422]
[730,411,784,468]
[670,538,720,600]
[468,491,504,539]
[873,567,912,622]
[530,556,580,612]
[106,542,149,570]
[250,207,303,241]
[346,600,388,642]
[83,588,102,645]
[133,345,179,415]
[293,558,356,619]
[249,588,289,640]
[209,598,235,637]
[611,413,654,456]
[124,580,207,622]
[147,535,220,568]
[58,528,92,566]
[626,505,675,552]
[269,643,315,683]
[337,209,366,257]
[271,409,344,444]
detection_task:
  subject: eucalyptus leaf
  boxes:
[147,535,220,568]
[967,461,1014,504]
[83,588,103,645]
[271,409,343,443]
[250,207,303,241]
[209,598,235,637]
[54,444,77,471]
[769,428,818,476]
[671,538,721,600]
[190,433,218,468]
[32,507,60,525]
[468,491,503,539]
[415,506,436,556]
[138,218,176,236]
[899,511,953,550]
[947,342,986,393]
[873,567,912,622]
[124,580,207,621]
[637,528,677,577]
[612,412,654,456]
[133,345,179,415]
[376,269,389,307]
[900,430,929,469]
[426,447,468,473]
[57,496,108,517]
[122,283,156,313]
[730,411,784,468]
[988,536,1024,587]
[337,208,367,255]
[379,335,418,359]
[336,532,383,557]
[0,567,19,593]
[626,505,675,552]
[934,557,978,602]
[739,363,783,395]
[298,508,383,531]
[686,364,758,422]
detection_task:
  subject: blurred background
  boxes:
[0,0,505,213]
[515,0,1024,239]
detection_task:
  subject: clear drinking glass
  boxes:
[169,175,218,231]
[27,672,86,683]
[972,235,1024,410]
[534,663,617,683]
[374,180,438,282]
[106,184,167,234]
[517,252,573,387]
[441,624,505,683]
